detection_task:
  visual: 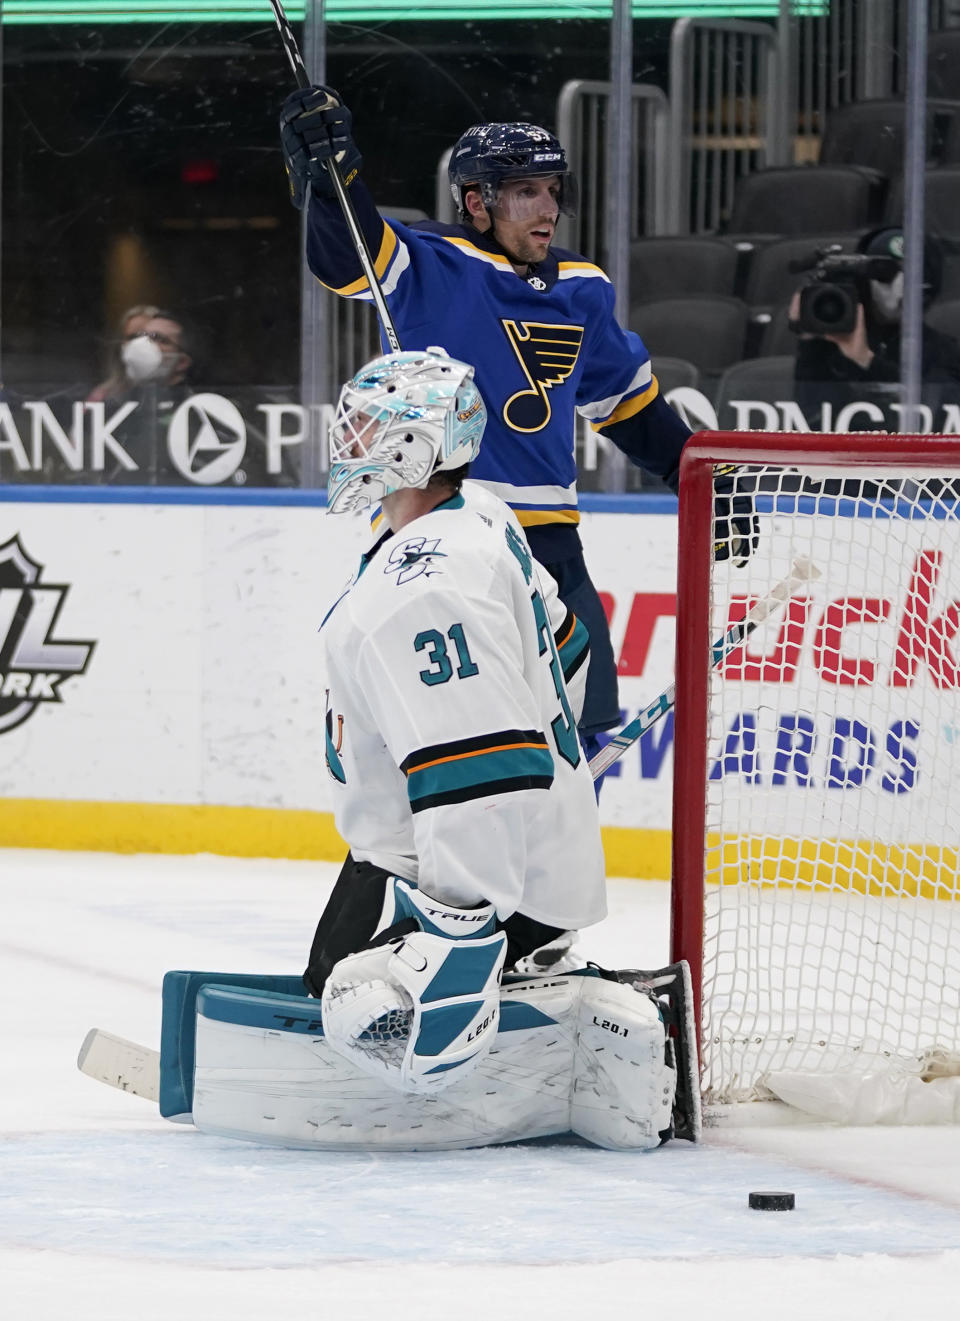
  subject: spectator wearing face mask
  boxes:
[86,304,162,403]
[86,309,295,489]
[90,309,203,484]
[114,311,195,394]
[791,227,960,432]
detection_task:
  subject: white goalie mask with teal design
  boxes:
[327,347,486,514]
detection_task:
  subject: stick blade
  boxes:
[788,555,823,583]
[77,1028,160,1103]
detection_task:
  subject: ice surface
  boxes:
[3,848,960,1319]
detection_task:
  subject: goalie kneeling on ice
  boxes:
[167,964,699,1151]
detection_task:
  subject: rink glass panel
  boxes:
[0,5,620,488]
[4,4,959,490]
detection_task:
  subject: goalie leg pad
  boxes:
[191,976,579,1149]
[159,970,305,1119]
[179,970,691,1150]
[570,974,677,1150]
[617,961,702,1142]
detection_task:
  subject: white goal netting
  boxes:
[693,461,960,1108]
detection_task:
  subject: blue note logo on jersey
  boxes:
[500,320,585,433]
[384,536,447,585]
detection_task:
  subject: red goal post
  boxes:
[671,431,960,1114]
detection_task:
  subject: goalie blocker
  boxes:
[153,961,700,1151]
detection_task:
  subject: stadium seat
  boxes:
[714,356,798,431]
[819,98,960,177]
[940,251,960,300]
[752,302,799,358]
[883,168,960,238]
[742,233,867,312]
[725,165,886,237]
[928,32,960,102]
[628,296,749,376]
[924,298,960,343]
[628,236,740,301]
[651,356,700,396]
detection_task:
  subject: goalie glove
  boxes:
[713,465,759,566]
[321,878,507,1094]
[279,85,363,208]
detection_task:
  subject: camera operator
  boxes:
[790,227,960,432]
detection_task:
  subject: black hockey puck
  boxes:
[749,1191,795,1211]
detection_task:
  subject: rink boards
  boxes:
[2,485,956,879]
[0,488,678,875]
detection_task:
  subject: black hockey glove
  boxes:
[279,85,362,209]
[713,467,759,567]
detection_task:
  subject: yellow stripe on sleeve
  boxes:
[557,259,606,277]
[322,222,399,296]
[591,376,660,431]
[440,235,514,267]
[514,508,581,527]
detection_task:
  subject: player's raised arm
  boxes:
[279,85,389,293]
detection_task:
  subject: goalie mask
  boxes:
[448,122,578,222]
[327,347,486,515]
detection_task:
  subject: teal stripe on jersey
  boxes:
[406,743,554,813]
[558,613,590,682]
[325,726,346,784]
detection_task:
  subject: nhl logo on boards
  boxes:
[527,276,547,291]
[0,536,95,735]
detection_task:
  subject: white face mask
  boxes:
[869,271,904,324]
[121,334,167,384]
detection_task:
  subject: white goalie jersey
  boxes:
[321,481,606,929]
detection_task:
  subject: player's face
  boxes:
[490,175,560,266]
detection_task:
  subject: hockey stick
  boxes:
[588,555,821,780]
[268,0,402,353]
[77,1028,160,1102]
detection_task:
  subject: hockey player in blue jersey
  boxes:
[279,91,756,974]
[279,93,755,754]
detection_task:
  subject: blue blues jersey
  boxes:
[306,182,690,545]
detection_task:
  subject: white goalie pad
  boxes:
[190,971,681,1151]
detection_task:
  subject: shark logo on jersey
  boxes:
[384,537,447,585]
[500,320,584,433]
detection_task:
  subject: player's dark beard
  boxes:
[489,224,544,272]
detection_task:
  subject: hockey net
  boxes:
[671,433,960,1121]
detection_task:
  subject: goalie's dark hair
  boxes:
[427,464,470,496]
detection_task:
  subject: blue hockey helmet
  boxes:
[448,122,578,221]
[327,347,486,515]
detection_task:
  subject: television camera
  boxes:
[789,244,901,336]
